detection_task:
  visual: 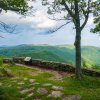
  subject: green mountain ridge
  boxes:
[0,44,100,68]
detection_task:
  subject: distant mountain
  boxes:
[0,44,100,69]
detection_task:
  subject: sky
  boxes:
[0,0,100,47]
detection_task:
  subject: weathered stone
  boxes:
[12,80,17,83]
[29,79,35,83]
[27,93,33,97]
[24,78,28,81]
[48,91,63,97]
[33,82,40,85]
[37,88,48,95]
[8,85,11,87]
[62,95,81,100]
[52,86,63,91]
[0,82,2,86]
[18,82,24,85]
[42,83,52,87]
[20,88,34,94]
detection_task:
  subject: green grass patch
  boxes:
[0,64,100,100]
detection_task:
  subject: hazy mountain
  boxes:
[0,44,100,69]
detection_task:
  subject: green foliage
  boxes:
[0,0,28,14]
[0,45,100,69]
[92,0,100,33]
[0,64,100,100]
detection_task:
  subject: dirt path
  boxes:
[16,63,74,81]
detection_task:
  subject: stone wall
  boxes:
[3,57,100,77]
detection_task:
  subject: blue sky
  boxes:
[0,0,100,47]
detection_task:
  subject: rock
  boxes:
[48,91,63,97]
[18,82,24,85]
[13,80,17,82]
[1,68,14,77]
[24,78,28,81]
[37,88,48,95]
[52,86,63,91]
[29,79,35,83]
[27,93,33,97]
[20,88,34,94]
[20,89,29,94]
[42,83,52,87]
[0,82,2,86]
[33,82,40,85]
[62,95,81,100]
[8,85,11,87]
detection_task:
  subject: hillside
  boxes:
[0,44,100,68]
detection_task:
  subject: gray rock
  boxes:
[18,82,24,85]
[52,86,63,91]
[62,95,81,100]
[33,82,40,85]
[27,93,33,97]
[42,83,52,87]
[20,88,34,94]
[23,78,28,81]
[48,91,63,97]
[37,88,48,95]
[0,83,2,86]
[29,79,35,83]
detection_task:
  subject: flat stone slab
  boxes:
[18,82,24,85]
[62,95,81,100]
[29,79,35,83]
[24,78,28,81]
[27,93,34,97]
[48,91,63,97]
[33,82,40,85]
[0,83,3,86]
[37,88,48,95]
[20,87,34,94]
[52,86,63,91]
[42,83,52,87]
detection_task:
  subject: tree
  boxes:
[92,0,100,33]
[42,0,99,79]
[0,0,28,14]
[0,0,28,34]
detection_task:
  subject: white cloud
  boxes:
[0,0,100,47]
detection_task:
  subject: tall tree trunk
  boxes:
[74,29,82,79]
[74,0,82,79]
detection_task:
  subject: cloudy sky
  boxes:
[0,0,100,47]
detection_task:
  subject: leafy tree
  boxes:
[0,0,28,14]
[92,0,100,33]
[42,0,99,79]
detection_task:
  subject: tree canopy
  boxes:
[42,0,100,79]
[92,0,100,33]
[0,0,28,14]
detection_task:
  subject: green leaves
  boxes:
[0,0,28,14]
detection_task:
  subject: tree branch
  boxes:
[48,20,72,33]
[61,0,75,19]
[80,0,91,31]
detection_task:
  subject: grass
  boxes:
[0,64,100,100]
